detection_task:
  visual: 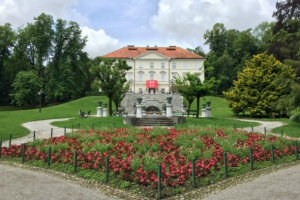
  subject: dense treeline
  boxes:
[193,0,300,117]
[190,0,300,96]
[0,13,92,106]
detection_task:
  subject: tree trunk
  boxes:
[116,102,119,112]
[109,97,112,116]
[187,101,192,117]
[196,96,200,118]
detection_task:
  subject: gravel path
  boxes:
[2,118,72,147]
[238,118,286,134]
[0,163,116,200]
[203,163,300,200]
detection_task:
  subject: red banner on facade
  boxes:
[146,80,158,88]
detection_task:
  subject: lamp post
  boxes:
[38,89,44,113]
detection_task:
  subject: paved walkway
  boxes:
[2,118,71,147]
[0,163,116,200]
[238,118,286,134]
[203,163,300,200]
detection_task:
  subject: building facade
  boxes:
[102,45,205,94]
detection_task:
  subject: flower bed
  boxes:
[1,127,299,198]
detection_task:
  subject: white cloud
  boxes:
[81,26,119,58]
[0,0,89,27]
[0,0,119,58]
[150,0,276,48]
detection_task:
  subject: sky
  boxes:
[0,0,277,58]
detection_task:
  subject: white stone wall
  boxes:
[125,52,204,93]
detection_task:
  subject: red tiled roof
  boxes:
[102,46,204,59]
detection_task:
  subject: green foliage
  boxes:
[0,13,91,106]
[174,73,216,118]
[291,112,300,123]
[142,155,159,171]
[224,52,296,117]
[10,70,42,106]
[90,58,131,115]
[0,23,16,104]
[131,157,141,171]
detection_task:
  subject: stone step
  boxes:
[135,117,175,126]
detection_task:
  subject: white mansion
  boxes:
[102,45,205,94]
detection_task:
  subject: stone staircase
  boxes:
[135,117,175,127]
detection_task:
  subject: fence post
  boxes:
[214,123,216,129]
[72,125,73,133]
[249,147,253,170]
[51,128,53,138]
[295,141,298,160]
[78,123,80,129]
[280,130,283,137]
[224,152,228,177]
[47,146,52,166]
[74,151,78,173]
[64,126,66,135]
[0,140,2,158]
[271,145,275,163]
[157,164,162,199]
[192,159,196,187]
[105,156,109,183]
[9,134,12,147]
[33,130,36,140]
[22,144,26,163]
[251,126,254,132]
[264,127,267,135]
[92,123,95,129]
[233,124,236,129]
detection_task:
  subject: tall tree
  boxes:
[10,70,42,106]
[273,0,300,32]
[0,23,15,104]
[174,73,216,118]
[112,82,130,111]
[45,19,88,103]
[187,46,206,57]
[204,23,228,57]
[174,75,195,116]
[224,52,296,117]
[90,58,131,116]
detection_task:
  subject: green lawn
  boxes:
[52,116,132,130]
[1,95,299,140]
[0,96,111,140]
[273,120,300,138]
[175,117,257,129]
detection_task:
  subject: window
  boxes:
[127,73,133,81]
[139,63,143,69]
[183,62,187,69]
[161,73,165,81]
[138,73,143,81]
[172,62,176,69]
[171,73,178,81]
[150,62,154,69]
[161,63,165,69]
[150,73,154,80]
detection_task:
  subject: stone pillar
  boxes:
[166,104,172,117]
[136,105,142,118]
[96,107,102,117]
[206,107,211,117]
[201,108,206,118]
[162,110,166,116]
[103,108,107,117]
